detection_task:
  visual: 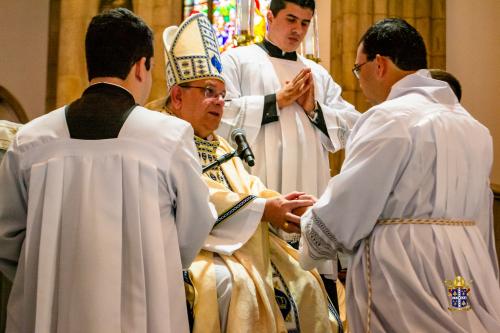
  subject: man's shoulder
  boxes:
[131,105,190,127]
[222,44,262,59]
[125,106,193,143]
[352,101,414,139]
[361,96,469,134]
[300,56,324,71]
[15,107,67,145]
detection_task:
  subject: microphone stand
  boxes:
[202,147,255,174]
[202,150,237,173]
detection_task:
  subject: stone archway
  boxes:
[0,86,28,124]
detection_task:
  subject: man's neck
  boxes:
[265,37,295,53]
[89,77,136,102]
[260,38,298,61]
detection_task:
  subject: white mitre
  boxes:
[163,13,224,90]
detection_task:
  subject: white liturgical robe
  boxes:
[300,70,500,332]
[220,43,360,277]
[220,44,360,197]
[0,107,216,333]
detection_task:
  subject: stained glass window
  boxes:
[183,0,210,18]
[183,0,271,52]
[212,1,237,52]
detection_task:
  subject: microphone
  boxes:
[230,128,255,167]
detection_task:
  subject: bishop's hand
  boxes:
[291,194,317,216]
[262,191,314,234]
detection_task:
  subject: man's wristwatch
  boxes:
[306,101,319,120]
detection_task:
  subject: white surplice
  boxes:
[300,70,500,332]
[220,44,360,198]
[220,44,360,276]
[0,107,217,333]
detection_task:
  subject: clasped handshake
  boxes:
[262,191,316,234]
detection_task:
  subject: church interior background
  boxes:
[0,0,499,331]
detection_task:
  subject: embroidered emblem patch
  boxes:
[444,276,472,311]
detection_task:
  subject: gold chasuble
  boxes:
[0,120,22,151]
[187,135,340,333]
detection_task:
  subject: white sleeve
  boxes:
[204,197,265,255]
[0,142,27,281]
[299,111,411,269]
[317,70,360,151]
[168,127,217,269]
[219,51,264,145]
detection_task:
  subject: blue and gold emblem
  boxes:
[444,276,472,311]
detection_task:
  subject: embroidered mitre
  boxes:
[163,13,224,90]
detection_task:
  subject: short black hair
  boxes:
[270,0,315,16]
[360,18,427,71]
[85,8,154,81]
[429,69,462,101]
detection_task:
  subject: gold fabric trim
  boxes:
[194,135,230,189]
[377,218,475,226]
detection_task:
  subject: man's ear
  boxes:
[375,54,388,79]
[134,57,147,82]
[170,86,183,110]
[267,10,273,24]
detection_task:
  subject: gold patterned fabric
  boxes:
[0,120,22,151]
[194,136,230,189]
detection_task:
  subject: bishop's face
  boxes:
[266,3,313,52]
[177,79,226,139]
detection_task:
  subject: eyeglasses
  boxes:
[180,85,226,100]
[352,61,369,79]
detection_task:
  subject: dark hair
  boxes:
[360,18,427,71]
[429,69,462,101]
[270,0,315,16]
[85,8,154,81]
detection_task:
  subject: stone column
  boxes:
[55,0,183,107]
[56,0,99,107]
[135,0,183,102]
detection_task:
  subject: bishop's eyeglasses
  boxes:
[180,85,226,100]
